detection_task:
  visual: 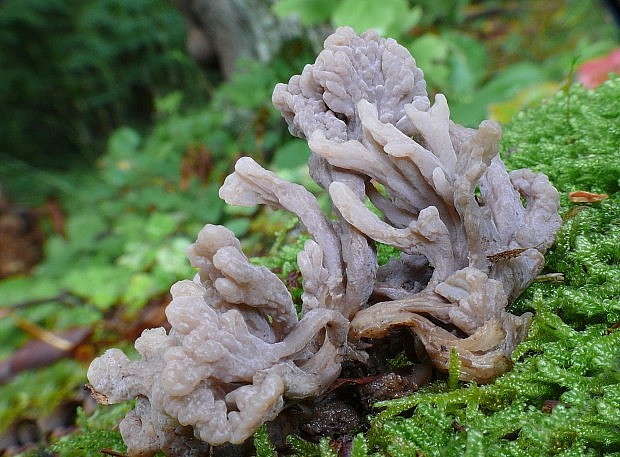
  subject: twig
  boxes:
[3,290,85,310]
[101,450,127,457]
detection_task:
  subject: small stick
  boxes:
[101,450,127,457]
[534,273,565,284]
[486,248,528,262]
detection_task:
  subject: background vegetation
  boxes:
[0,0,618,455]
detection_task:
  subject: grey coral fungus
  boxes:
[87,27,561,455]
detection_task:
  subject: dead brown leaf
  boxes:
[568,190,608,203]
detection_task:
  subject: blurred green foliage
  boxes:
[0,359,85,433]
[274,0,423,38]
[0,53,314,363]
[0,0,204,167]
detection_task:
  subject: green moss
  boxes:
[49,430,126,457]
[376,242,401,266]
[286,435,323,457]
[0,359,86,434]
[251,218,310,311]
[372,322,620,455]
[447,347,462,391]
[501,77,620,195]
[515,195,620,326]
[254,424,277,457]
[367,77,620,456]
[49,404,134,457]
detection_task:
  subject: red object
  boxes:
[576,48,620,88]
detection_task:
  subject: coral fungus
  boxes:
[87,27,561,455]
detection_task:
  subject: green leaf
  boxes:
[35,236,77,277]
[115,213,145,240]
[118,241,157,271]
[66,212,108,250]
[0,276,61,307]
[387,5,422,39]
[101,127,143,186]
[0,318,26,358]
[488,81,560,124]
[122,272,160,316]
[0,359,86,434]
[154,237,193,276]
[271,139,310,171]
[407,34,450,89]
[451,62,551,126]
[476,62,550,105]
[330,0,420,37]
[443,31,489,95]
[193,183,226,223]
[154,90,183,117]
[107,127,141,158]
[62,265,131,309]
[145,212,179,241]
[54,305,102,329]
[272,0,336,25]
[224,217,251,237]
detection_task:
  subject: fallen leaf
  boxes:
[0,327,92,384]
[85,383,109,405]
[568,190,609,203]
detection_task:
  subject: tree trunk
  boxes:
[172,0,300,79]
